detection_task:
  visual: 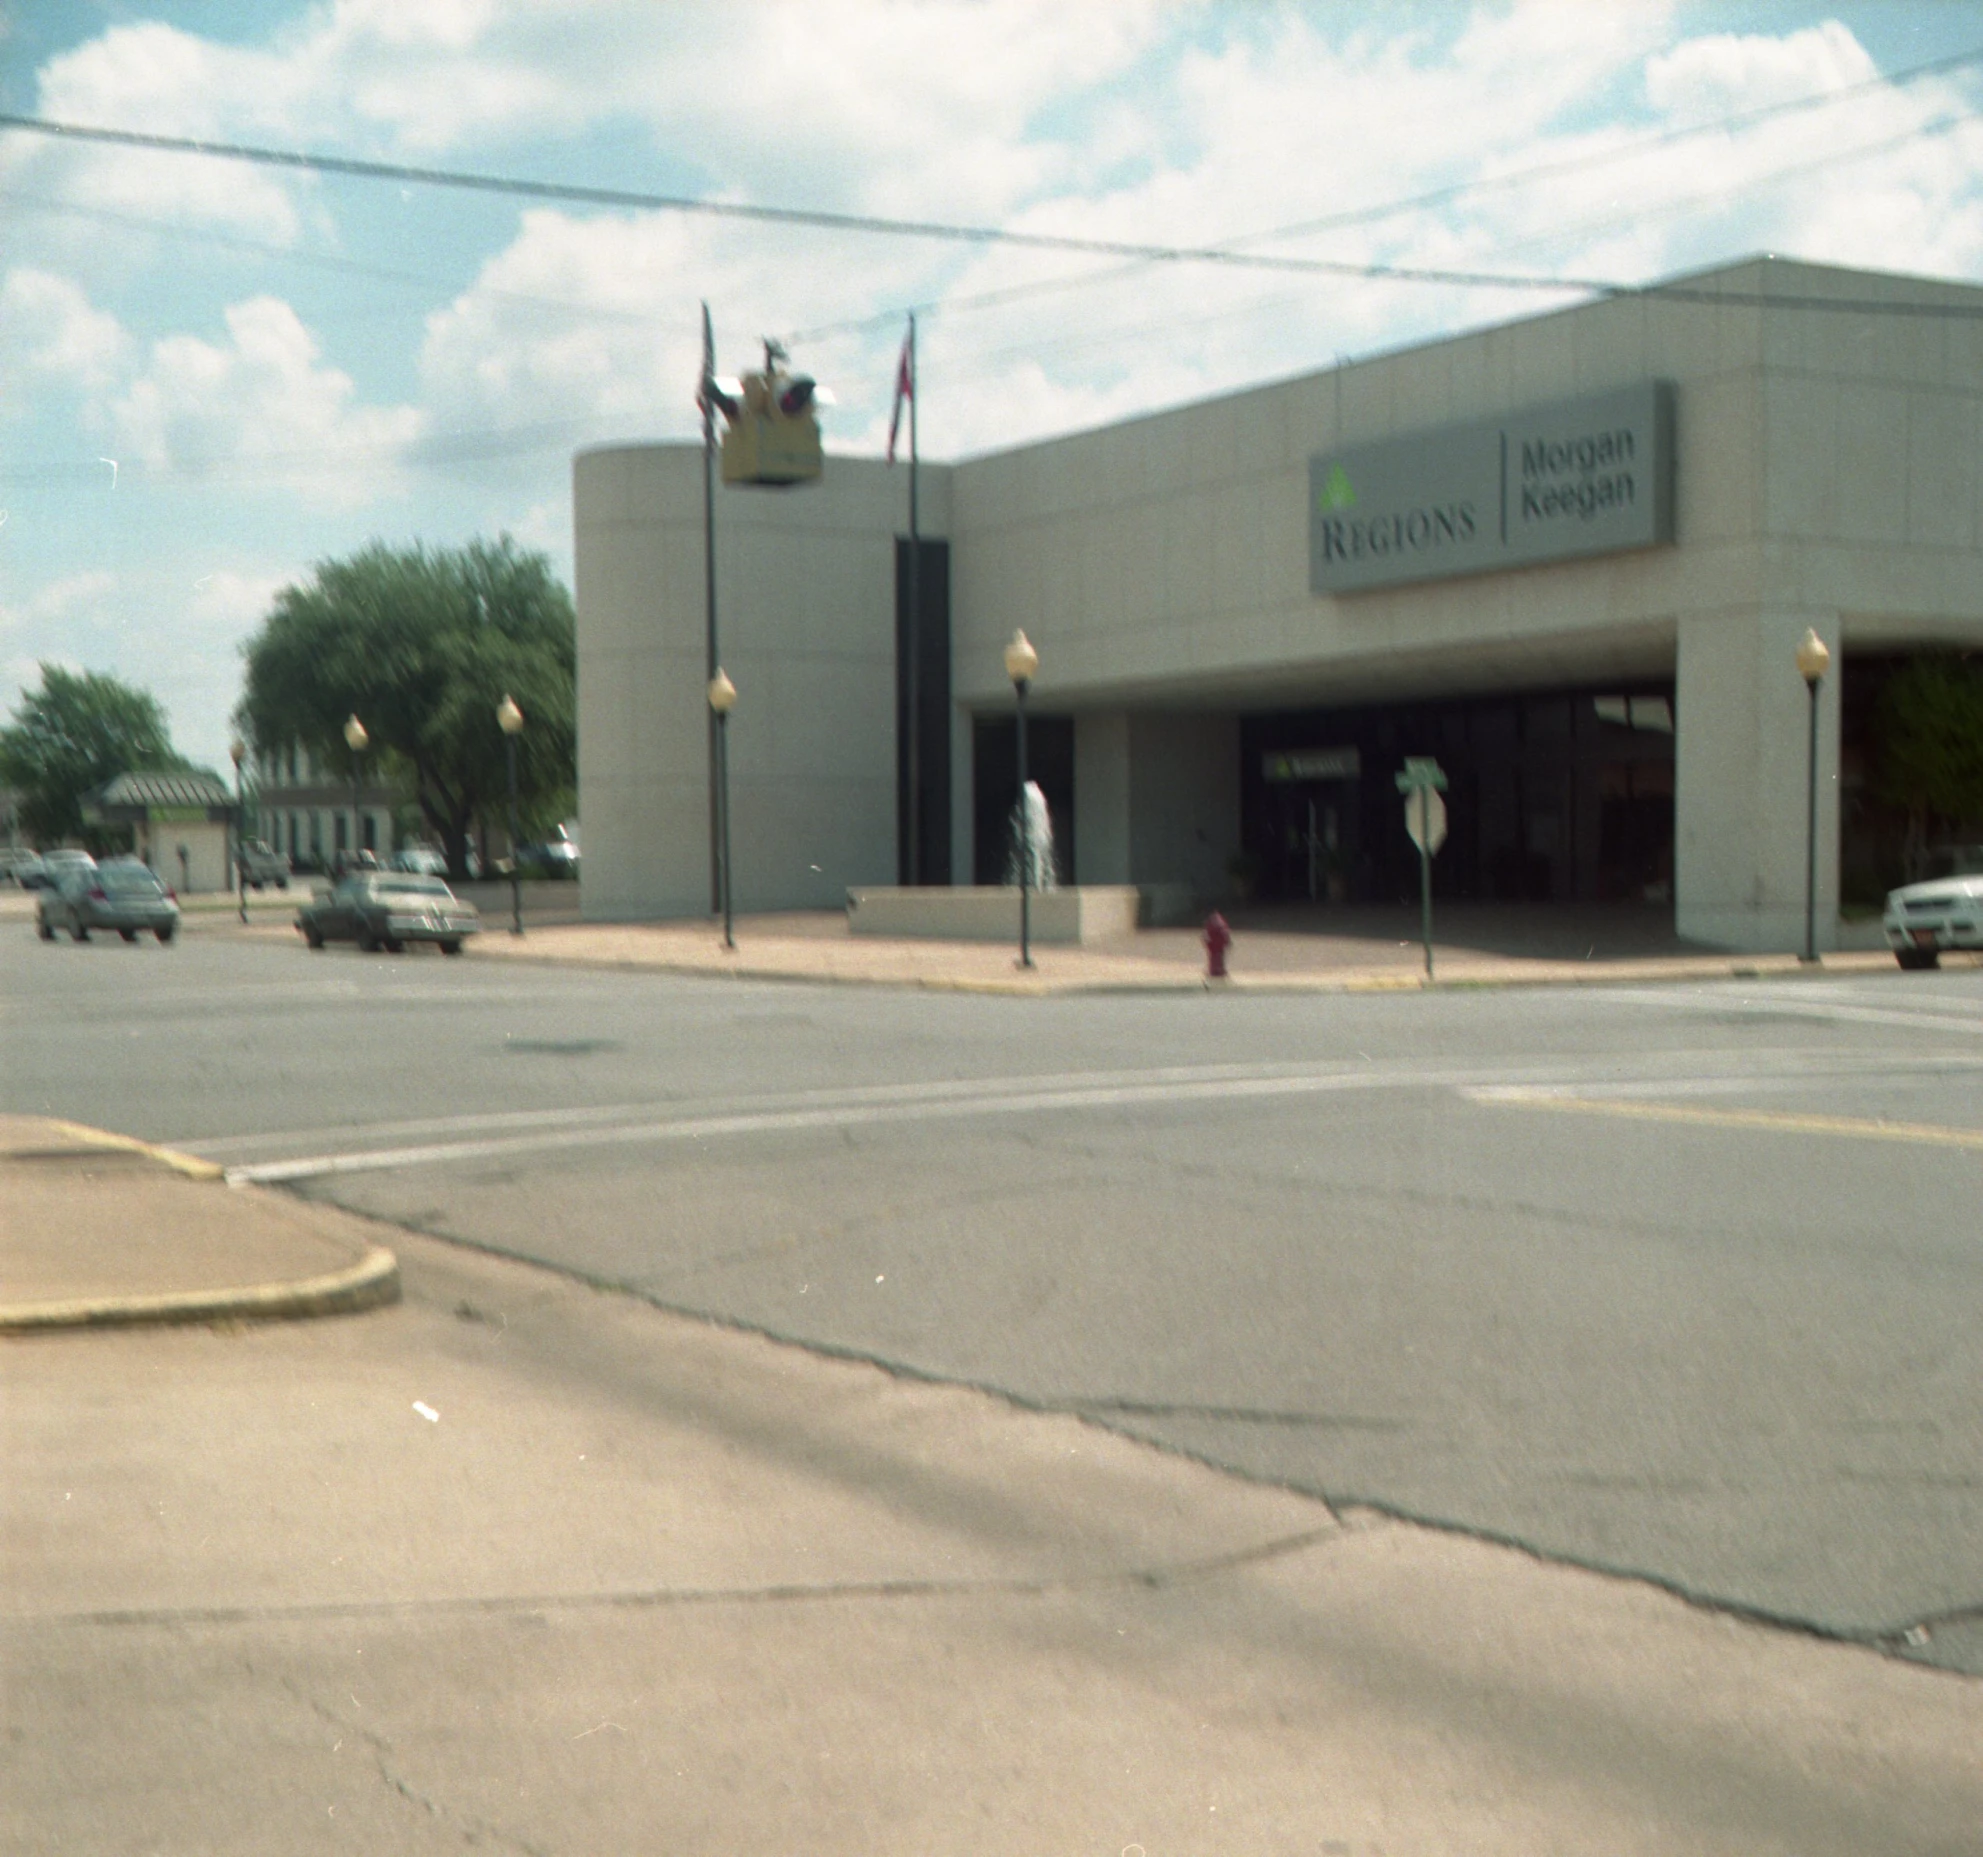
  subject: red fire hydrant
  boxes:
[1204,910,1233,980]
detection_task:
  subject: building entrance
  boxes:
[1240,684,1676,908]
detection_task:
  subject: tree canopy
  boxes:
[0,665,187,847]
[1873,652,1983,871]
[238,538,576,878]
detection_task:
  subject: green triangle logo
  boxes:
[1317,462,1356,512]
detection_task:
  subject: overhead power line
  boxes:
[0,108,1614,298]
[8,37,1983,330]
[8,39,1981,353]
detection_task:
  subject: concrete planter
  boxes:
[846,885,1141,946]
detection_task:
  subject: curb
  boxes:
[0,1244,402,1335]
[459,937,1906,997]
[2,1117,401,1335]
[44,1118,227,1180]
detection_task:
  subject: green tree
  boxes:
[0,665,186,847]
[1873,653,1983,875]
[238,537,576,881]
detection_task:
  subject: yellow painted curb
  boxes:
[0,1244,401,1334]
[43,1119,224,1181]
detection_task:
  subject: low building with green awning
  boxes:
[84,771,236,894]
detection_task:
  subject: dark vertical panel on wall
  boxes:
[895,539,951,885]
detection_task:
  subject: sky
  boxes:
[6,0,1983,777]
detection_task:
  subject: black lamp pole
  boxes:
[1003,631,1039,969]
[709,671,737,950]
[497,695,525,936]
[343,715,367,875]
[1796,628,1831,964]
[230,740,247,923]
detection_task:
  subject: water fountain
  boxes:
[1005,780,1058,891]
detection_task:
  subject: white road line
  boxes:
[185,1058,1491,1161]
[215,1048,1983,1185]
[1608,987,1983,1037]
[222,1065,1503,1184]
[182,1047,1826,1164]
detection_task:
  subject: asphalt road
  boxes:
[5,923,1979,1672]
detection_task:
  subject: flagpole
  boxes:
[701,301,721,914]
[904,312,921,885]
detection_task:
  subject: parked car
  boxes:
[391,845,447,876]
[519,837,580,880]
[1,849,47,888]
[36,860,180,943]
[296,872,480,954]
[236,838,291,889]
[1883,872,1983,969]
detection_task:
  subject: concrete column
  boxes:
[1074,712,1132,884]
[949,701,975,886]
[1675,609,1839,951]
[1128,713,1241,911]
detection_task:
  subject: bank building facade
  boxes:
[574,256,1983,951]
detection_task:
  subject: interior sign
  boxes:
[1310,382,1675,594]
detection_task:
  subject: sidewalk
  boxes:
[0,1116,397,1330]
[459,899,1911,994]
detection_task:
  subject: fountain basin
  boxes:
[846,885,1141,946]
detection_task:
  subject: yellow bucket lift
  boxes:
[709,341,826,488]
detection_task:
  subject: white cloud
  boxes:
[1646,20,1879,117]
[0,268,128,392]
[16,22,311,244]
[2,570,117,634]
[111,296,423,499]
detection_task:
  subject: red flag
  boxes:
[885,326,913,465]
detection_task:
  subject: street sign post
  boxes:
[1396,757,1448,978]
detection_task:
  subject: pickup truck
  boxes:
[236,838,292,889]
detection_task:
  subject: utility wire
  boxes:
[8,34,1983,336]
[787,45,1983,344]
[0,107,1616,297]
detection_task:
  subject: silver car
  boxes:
[37,860,181,943]
[296,873,480,954]
[1883,873,1983,969]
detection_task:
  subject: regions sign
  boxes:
[1309,382,1675,595]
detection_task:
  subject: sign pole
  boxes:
[1418,790,1434,979]
[1396,757,1448,984]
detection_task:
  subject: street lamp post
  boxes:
[497,694,525,936]
[342,714,368,875]
[1796,627,1832,964]
[1004,630,1039,969]
[229,738,247,923]
[708,670,737,950]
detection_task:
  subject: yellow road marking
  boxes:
[1473,1089,1983,1151]
[45,1119,225,1180]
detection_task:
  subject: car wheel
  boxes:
[37,918,54,941]
[303,927,324,949]
[356,924,380,953]
[1896,945,1940,971]
[277,877,289,890]
[156,923,176,944]
[439,939,464,956]
[71,924,89,941]
[382,936,404,954]
[120,928,138,942]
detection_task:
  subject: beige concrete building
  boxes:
[576,257,1983,950]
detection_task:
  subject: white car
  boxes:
[1884,873,1983,969]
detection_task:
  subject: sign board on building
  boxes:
[1263,746,1361,782]
[1310,382,1675,595]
